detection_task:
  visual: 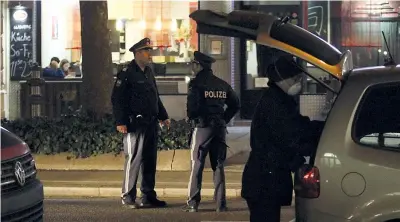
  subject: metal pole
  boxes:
[27,63,45,117]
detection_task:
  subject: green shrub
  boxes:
[1,113,191,158]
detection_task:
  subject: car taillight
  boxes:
[294,165,320,198]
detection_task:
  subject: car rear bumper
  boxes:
[1,178,44,222]
[295,198,351,222]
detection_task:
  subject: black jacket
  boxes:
[111,60,168,128]
[241,83,324,204]
[186,69,240,126]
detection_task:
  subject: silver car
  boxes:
[190,9,400,222]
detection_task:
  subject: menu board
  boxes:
[9,7,33,80]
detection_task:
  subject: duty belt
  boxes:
[193,117,225,128]
[129,114,156,124]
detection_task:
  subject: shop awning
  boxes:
[189,10,353,80]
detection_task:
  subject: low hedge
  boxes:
[1,113,191,158]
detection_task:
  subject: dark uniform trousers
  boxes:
[187,126,227,207]
[121,121,158,200]
[246,198,281,222]
[243,167,293,222]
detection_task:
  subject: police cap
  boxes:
[193,51,216,65]
[267,55,303,82]
[129,38,153,52]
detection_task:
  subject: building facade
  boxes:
[0,0,6,118]
[3,0,398,121]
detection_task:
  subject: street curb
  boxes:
[34,151,246,172]
[34,150,192,172]
[44,187,296,199]
[44,187,243,198]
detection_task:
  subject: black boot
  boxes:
[182,202,199,212]
[216,200,228,212]
[216,205,228,212]
[121,196,138,209]
[140,197,167,208]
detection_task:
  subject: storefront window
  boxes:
[40,0,199,76]
[41,0,81,73]
[341,0,400,68]
[245,40,260,89]
[242,3,301,90]
[116,0,199,63]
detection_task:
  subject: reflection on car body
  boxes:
[1,127,44,222]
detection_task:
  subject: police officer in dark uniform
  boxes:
[183,51,240,213]
[241,54,325,222]
[111,38,171,209]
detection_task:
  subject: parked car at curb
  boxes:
[1,127,44,221]
[189,9,400,222]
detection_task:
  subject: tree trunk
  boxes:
[80,1,113,119]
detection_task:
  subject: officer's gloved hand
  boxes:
[289,155,306,172]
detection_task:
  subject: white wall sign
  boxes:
[13,9,27,21]
[254,77,269,88]
[210,40,222,55]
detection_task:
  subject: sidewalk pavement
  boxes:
[39,169,244,198]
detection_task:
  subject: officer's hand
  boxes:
[164,119,171,129]
[160,119,171,130]
[116,125,127,134]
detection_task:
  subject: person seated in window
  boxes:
[65,64,77,79]
[60,59,71,77]
[42,57,64,78]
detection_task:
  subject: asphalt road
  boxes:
[44,198,295,222]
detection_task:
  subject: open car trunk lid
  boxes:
[189,10,353,82]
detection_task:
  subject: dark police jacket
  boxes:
[111,60,168,131]
[241,83,324,205]
[187,69,240,127]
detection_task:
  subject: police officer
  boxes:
[183,51,240,213]
[111,38,171,209]
[241,54,325,222]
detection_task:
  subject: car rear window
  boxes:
[352,82,400,151]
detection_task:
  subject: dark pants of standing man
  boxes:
[246,197,281,222]
[187,126,227,208]
[121,121,158,201]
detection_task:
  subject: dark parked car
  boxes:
[1,127,44,221]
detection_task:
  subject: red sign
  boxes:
[52,16,58,39]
